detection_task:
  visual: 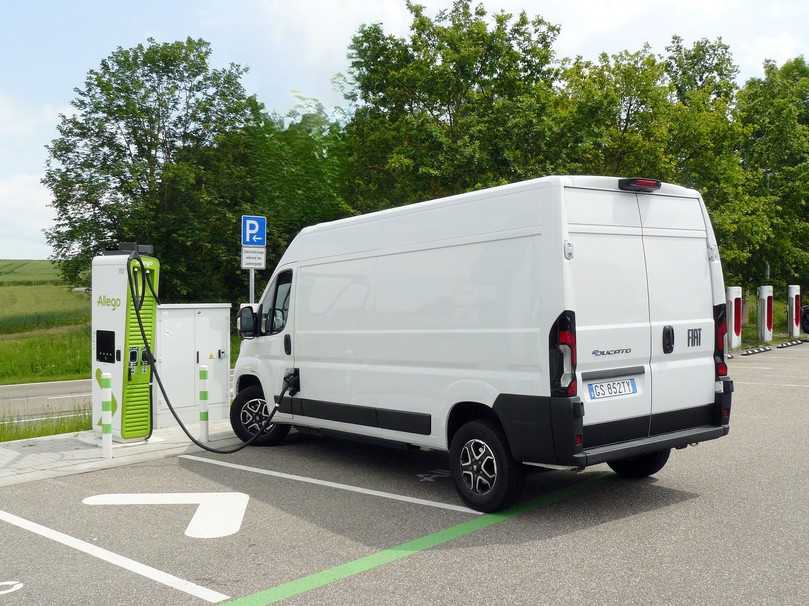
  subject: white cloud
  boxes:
[198,0,809,103]
[0,95,64,259]
[0,174,54,259]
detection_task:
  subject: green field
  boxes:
[0,259,63,285]
[0,284,90,334]
[0,261,91,385]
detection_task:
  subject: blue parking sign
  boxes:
[241,215,267,247]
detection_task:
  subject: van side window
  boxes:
[269,270,293,334]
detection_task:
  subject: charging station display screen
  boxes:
[96,330,116,363]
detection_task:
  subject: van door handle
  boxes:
[662,326,674,354]
[284,334,292,355]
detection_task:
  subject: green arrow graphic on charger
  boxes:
[95,367,118,426]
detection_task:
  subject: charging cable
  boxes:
[126,252,285,454]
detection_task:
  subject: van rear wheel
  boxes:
[230,385,290,446]
[449,419,523,512]
[608,449,670,479]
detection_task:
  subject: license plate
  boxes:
[587,378,638,400]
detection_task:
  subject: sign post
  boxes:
[241,215,267,304]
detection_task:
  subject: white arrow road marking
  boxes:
[82,492,249,539]
[0,581,23,595]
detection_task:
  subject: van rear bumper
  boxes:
[570,425,729,466]
[493,378,733,467]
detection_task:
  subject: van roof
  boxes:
[300,176,700,236]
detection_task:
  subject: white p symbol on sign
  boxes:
[245,220,260,243]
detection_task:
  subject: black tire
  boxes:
[229,385,290,446]
[449,419,523,513]
[608,449,670,479]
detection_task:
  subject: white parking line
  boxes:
[0,509,229,603]
[180,454,482,516]
[735,381,809,388]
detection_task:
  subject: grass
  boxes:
[0,261,92,385]
[0,259,62,285]
[0,410,91,443]
[0,325,91,384]
[738,294,794,347]
[0,284,90,334]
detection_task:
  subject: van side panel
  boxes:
[292,185,556,449]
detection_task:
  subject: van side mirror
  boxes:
[238,306,257,339]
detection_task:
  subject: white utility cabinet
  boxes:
[153,304,231,429]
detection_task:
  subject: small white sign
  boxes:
[241,246,266,270]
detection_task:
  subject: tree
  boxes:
[736,58,809,286]
[155,105,353,303]
[558,47,671,177]
[341,0,561,211]
[664,35,737,104]
[44,37,261,284]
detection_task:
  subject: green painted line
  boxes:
[101,423,112,434]
[199,411,209,421]
[199,391,208,401]
[222,473,607,606]
[200,369,209,380]
[100,377,112,389]
[101,401,112,412]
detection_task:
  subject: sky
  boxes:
[1,0,807,259]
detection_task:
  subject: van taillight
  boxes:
[714,304,728,378]
[550,310,577,397]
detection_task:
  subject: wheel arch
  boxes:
[235,373,264,397]
[446,401,502,448]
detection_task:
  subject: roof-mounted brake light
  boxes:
[618,178,661,192]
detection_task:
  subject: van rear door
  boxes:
[565,188,652,446]
[637,194,716,431]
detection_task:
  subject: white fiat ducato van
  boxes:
[232,176,733,512]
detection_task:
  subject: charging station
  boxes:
[787,285,801,338]
[726,286,742,350]
[757,285,773,343]
[92,246,235,445]
[91,249,160,442]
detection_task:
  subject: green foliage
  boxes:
[342,1,561,210]
[42,5,809,310]
[341,3,805,289]
[44,37,262,286]
[154,104,354,304]
[736,58,809,287]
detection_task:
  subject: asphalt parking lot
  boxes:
[1,345,808,605]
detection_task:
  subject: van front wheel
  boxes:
[449,419,523,512]
[607,449,670,479]
[230,385,290,446]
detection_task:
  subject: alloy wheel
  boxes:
[240,398,274,435]
[460,438,498,495]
